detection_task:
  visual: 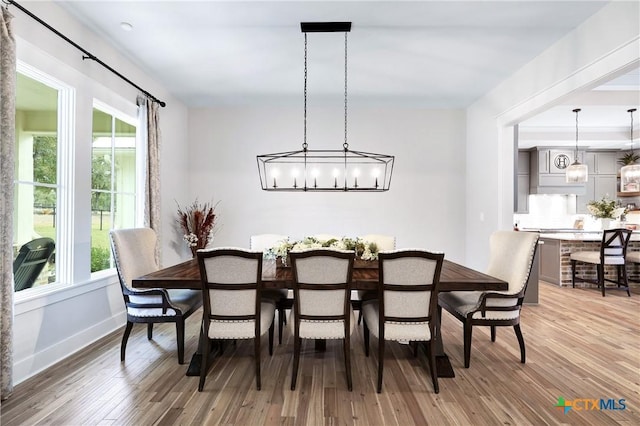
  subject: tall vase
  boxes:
[601,218,612,230]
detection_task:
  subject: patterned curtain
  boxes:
[0,5,16,401]
[137,96,161,265]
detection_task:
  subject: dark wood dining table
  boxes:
[132,258,507,378]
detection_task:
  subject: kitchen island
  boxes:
[536,231,640,286]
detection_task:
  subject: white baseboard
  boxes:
[13,312,126,385]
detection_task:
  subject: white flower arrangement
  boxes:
[586,197,626,219]
[266,236,380,261]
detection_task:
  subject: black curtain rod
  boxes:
[5,0,166,107]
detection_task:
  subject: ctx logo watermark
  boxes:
[555,396,627,414]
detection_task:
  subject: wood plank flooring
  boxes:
[2,282,639,425]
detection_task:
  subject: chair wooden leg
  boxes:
[268,320,274,356]
[121,321,134,362]
[198,334,210,391]
[377,338,385,393]
[358,309,363,325]
[621,265,631,297]
[278,304,285,345]
[255,334,261,390]
[176,319,185,364]
[363,321,370,357]
[463,320,473,368]
[571,259,577,288]
[291,337,301,390]
[426,339,439,394]
[599,264,606,297]
[490,325,496,342]
[514,324,526,364]
[412,341,419,358]
[344,335,353,392]
[147,323,153,340]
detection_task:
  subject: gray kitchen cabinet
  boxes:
[517,174,529,213]
[516,151,529,213]
[585,151,619,175]
[577,152,619,213]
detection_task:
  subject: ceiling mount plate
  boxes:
[301,22,351,33]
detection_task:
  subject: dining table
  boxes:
[132,258,507,378]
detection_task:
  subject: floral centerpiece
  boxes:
[266,236,380,266]
[176,199,219,257]
[586,196,626,220]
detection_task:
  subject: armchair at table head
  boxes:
[438,230,539,368]
[109,228,202,364]
[250,233,291,344]
[13,237,55,292]
[289,248,355,391]
[570,228,632,297]
[362,249,444,393]
[196,247,275,392]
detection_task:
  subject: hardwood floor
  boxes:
[2,282,638,425]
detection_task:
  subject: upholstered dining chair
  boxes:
[362,249,444,393]
[250,234,292,344]
[110,228,202,364]
[438,230,539,368]
[570,228,632,297]
[356,234,396,324]
[196,248,275,392]
[289,249,355,391]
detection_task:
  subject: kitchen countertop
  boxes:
[536,232,640,241]
[518,228,640,241]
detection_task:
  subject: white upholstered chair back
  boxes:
[250,234,288,253]
[110,228,159,292]
[381,251,441,319]
[198,248,262,318]
[485,231,539,295]
[360,234,396,251]
[291,249,354,317]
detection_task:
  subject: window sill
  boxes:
[14,268,119,315]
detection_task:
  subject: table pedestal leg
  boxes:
[433,309,455,378]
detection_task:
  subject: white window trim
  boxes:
[14,62,75,300]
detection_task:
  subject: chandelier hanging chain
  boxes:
[573,108,581,160]
[303,33,308,151]
[344,32,349,150]
[630,108,636,155]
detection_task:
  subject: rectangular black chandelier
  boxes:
[257,148,394,192]
[256,21,395,192]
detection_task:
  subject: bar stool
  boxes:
[570,229,632,297]
[625,250,640,284]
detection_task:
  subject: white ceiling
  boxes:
[55,0,612,108]
[41,1,638,148]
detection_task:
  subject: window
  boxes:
[90,105,138,273]
[13,72,60,292]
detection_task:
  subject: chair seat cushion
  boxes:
[570,251,625,265]
[362,300,432,341]
[289,306,356,339]
[438,291,520,320]
[127,289,201,317]
[207,300,276,340]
